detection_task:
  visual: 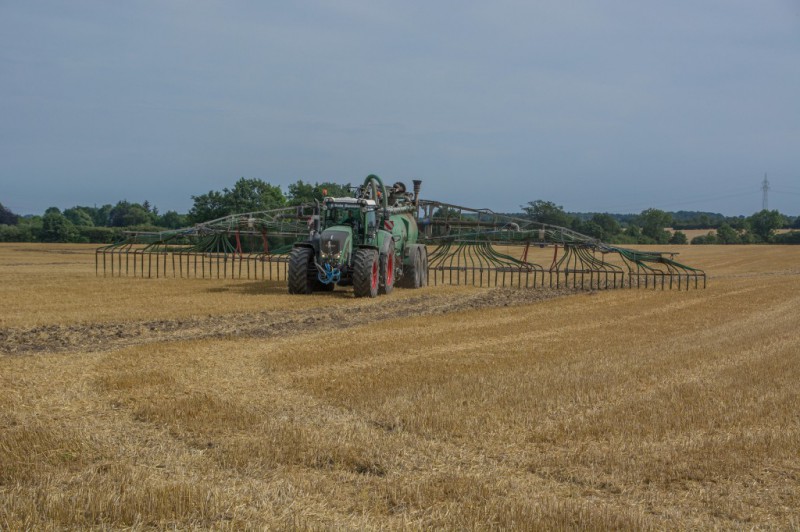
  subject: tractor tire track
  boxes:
[0,287,575,356]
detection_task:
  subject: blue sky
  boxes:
[1,1,799,216]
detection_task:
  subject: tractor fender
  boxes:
[294,241,319,253]
[402,243,414,267]
[378,234,393,256]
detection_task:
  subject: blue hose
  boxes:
[318,263,341,285]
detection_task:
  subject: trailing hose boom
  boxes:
[95,174,705,292]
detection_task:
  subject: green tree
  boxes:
[226,178,285,213]
[189,178,286,223]
[0,203,19,225]
[142,200,157,215]
[91,204,113,226]
[41,211,77,242]
[287,180,316,205]
[569,218,603,240]
[638,208,672,244]
[592,213,621,237]
[578,213,623,241]
[747,209,786,242]
[63,207,95,226]
[521,200,571,227]
[109,201,154,227]
[774,231,800,244]
[716,223,739,244]
[157,210,187,229]
[669,231,688,245]
[691,232,717,245]
[625,224,641,239]
[0,224,22,242]
[16,216,42,241]
[728,216,749,232]
[188,190,227,224]
[76,226,121,244]
[287,180,351,205]
[579,220,606,240]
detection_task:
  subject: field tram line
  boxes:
[0,287,575,356]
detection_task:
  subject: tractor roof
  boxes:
[324,197,378,208]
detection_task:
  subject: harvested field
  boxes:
[668,228,793,242]
[671,228,718,241]
[1,243,799,529]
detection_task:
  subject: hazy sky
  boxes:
[2,1,799,216]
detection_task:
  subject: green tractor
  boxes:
[288,175,428,297]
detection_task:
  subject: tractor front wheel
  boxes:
[353,248,379,298]
[288,247,314,294]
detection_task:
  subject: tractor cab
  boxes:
[321,197,379,246]
[312,196,381,286]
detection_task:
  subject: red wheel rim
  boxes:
[387,252,394,286]
[371,256,378,290]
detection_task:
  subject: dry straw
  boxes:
[1,243,799,528]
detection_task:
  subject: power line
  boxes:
[762,173,770,211]
[601,189,756,213]
[774,184,800,193]
[773,189,800,196]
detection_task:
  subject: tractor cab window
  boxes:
[341,208,358,226]
[366,210,377,232]
[325,207,359,227]
[325,208,342,225]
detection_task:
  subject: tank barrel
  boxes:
[412,180,422,206]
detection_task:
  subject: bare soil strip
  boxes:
[0,287,574,355]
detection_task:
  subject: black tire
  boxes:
[288,247,314,294]
[353,248,379,298]
[412,248,422,288]
[401,245,422,289]
[419,246,428,287]
[379,248,395,295]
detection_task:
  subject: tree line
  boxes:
[1,178,798,244]
[520,200,800,245]
[0,178,351,243]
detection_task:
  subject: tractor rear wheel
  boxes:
[353,248,379,298]
[379,248,395,295]
[401,244,424,289]
[288,247,314,294]
[419,246,428,287]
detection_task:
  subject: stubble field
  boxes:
[1,243,799,529]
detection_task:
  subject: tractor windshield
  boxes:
[325,206,361,228]
[319,229,349,261]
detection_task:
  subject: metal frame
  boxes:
[97,199,706,290]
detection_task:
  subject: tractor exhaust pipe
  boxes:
[413,180,422,206]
